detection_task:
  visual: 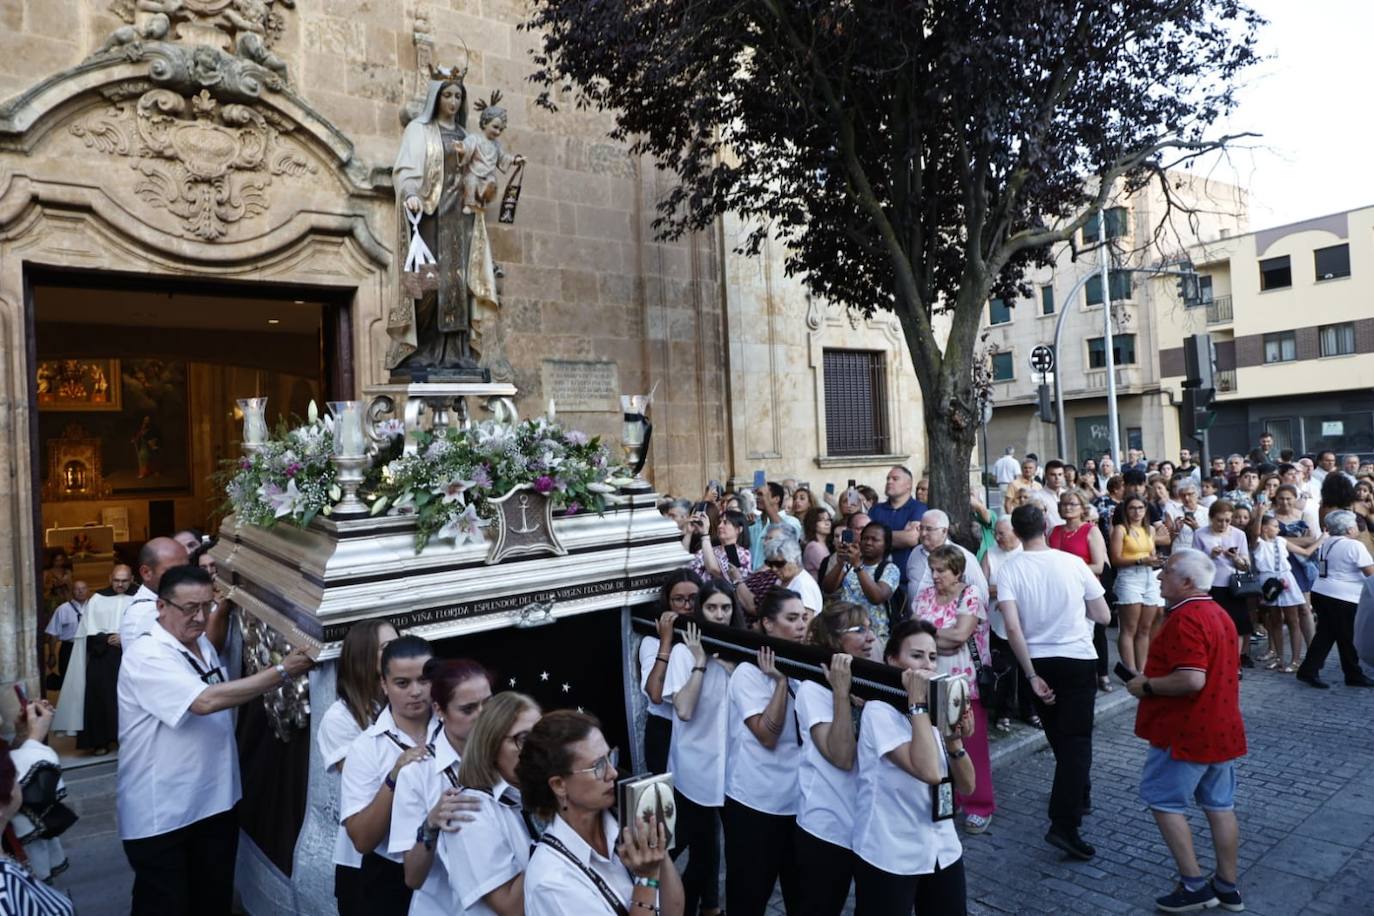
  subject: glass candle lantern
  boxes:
[328,400,368,458]
[237,397,269,446]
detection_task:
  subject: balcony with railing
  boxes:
[1215,368,1237,393]
[1205,295,1233,325]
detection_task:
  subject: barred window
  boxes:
[823,349,891,457]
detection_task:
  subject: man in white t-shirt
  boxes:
[117,565,314,913]
[996,505,1111,862]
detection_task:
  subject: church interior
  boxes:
[32,272,345,586]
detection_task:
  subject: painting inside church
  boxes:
[38,358,191,495]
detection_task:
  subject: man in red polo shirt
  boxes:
[1126,548,1247,913]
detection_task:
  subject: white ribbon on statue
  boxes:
[403,208,437,273]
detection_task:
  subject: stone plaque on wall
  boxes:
[541,359,620,413]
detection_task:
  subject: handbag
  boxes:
[1228,567,1262,598]
[19,761,79,840]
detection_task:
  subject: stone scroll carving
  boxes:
[70,80,316,240]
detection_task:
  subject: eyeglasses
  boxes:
[669,594,696,606]
[505,730,529,750]
[569,747,619,781]
[918,525,947,533]
[163,598,216,617]
[764,559,787,570]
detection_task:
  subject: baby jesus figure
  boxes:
[458,94,526,215]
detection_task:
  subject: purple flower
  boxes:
[284,461,303,478]
[534,475,555,494]
[565,500,582,515]
[472,464,492,488]
[240,458,252,470]
[565,430,589,446]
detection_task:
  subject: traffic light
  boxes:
[1035,383,1055,423]
[1177,271,1202,307]
[1182,334,1214,390]
[1181,387,1216,438]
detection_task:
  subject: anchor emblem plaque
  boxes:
[486,484,568,565]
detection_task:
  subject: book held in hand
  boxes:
[616,771,676,848]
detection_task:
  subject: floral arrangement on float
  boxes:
[221,401,620,553]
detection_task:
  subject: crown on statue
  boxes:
[430,62,469,81]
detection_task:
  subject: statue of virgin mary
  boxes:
[387,78,498,380]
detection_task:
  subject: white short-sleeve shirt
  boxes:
[853,703,962,876]
[995,549,1106,660]
[44,600,83,642]
[662,643,730,807]
[116,622,239,841]
[339,706,441,861]
[1314,537,1374,604]
[118,584,160,647]
[638,636,674,719]
[725,662,802,816]
[781,570,824,616]
[795,680,858,849]
[316,699,367,868]
[524,812,633,916]
[389,734,462,916]
[440,780,535,915]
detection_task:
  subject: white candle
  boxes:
[237,397,268,445]
[328,400,367,457]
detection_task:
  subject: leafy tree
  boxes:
[524,0,1261,539]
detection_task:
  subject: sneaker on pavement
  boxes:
[1045,827,1095,860]
[964,813,992,834]
[1155,883,1219,912]
[1211,880,1244,912]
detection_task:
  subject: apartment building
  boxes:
[1155,205,1374,463]
[980,176,1248,465]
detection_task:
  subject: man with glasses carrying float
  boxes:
[116,565,315,915]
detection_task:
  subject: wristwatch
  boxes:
[908,703,930,717]
[416,821,440,851]
[948,747,969,760]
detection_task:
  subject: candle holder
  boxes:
[328,400,371,516]
[619,394,653,491]
[237,397,269,455]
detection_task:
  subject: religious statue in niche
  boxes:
[387,64,528,383]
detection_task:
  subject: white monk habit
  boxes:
[52,588,132,735]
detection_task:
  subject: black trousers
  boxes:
[56,640,73,681]
[670,791,721,913]
[334,863,366,916]
[644,713,672,775]
[722,797,801,916]
[1029,656,1097,832]
[987,635,1034,722]
[1092,623,1110,678]
[360,851,413,915]
[852,855,966,916]
[794,826,854,916]
[123,808,238,916]
[1299,592,1365,682]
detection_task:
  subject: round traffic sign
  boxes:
[1030,344,1055,373]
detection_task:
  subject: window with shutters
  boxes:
[1319,322,1356,357]
[1259,255,1291,290]
[823,349,891,457]
[1087,334,1137,368]
[1085,270,1133,306]
[1314,244,1351,281]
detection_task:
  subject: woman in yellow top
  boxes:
[1109,495,1166,672]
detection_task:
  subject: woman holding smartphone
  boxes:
[723,589,809,916]
[1193,500,1254,670]
[697,509,751,580]
[852,619,973,916]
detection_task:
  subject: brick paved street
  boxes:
[961,651,1374,916]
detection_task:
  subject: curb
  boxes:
[987,685,1137,769]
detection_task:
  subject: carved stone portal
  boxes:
[98,0,296,84]
[70,81,316,240]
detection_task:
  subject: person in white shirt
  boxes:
[316,619,397,916]
[0,694,68,881]
[44,580,88,685]
[391,658,491,916]
[518,710,685,916]
[997,505,1111,861]
[1254,514,1308,673]
[1297,510,1374,689]
[723,589,809,916]
[440,692,542,915]
[119,537,191,646]
[340,635,440,914]
[795,603,873,916]
[640,570,703,776]
[993,446,1021,501]
[1164,479,1206,552]
[904,510,989,610]
[662,583,740,916]
[852,618,974,915]
[116,564,314,914]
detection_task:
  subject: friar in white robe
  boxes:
[52,564,134,744]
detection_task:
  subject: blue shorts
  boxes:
[1139,745,1237,814]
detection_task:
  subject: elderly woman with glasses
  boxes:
[736,537,823,626]
[519,711,685,916]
